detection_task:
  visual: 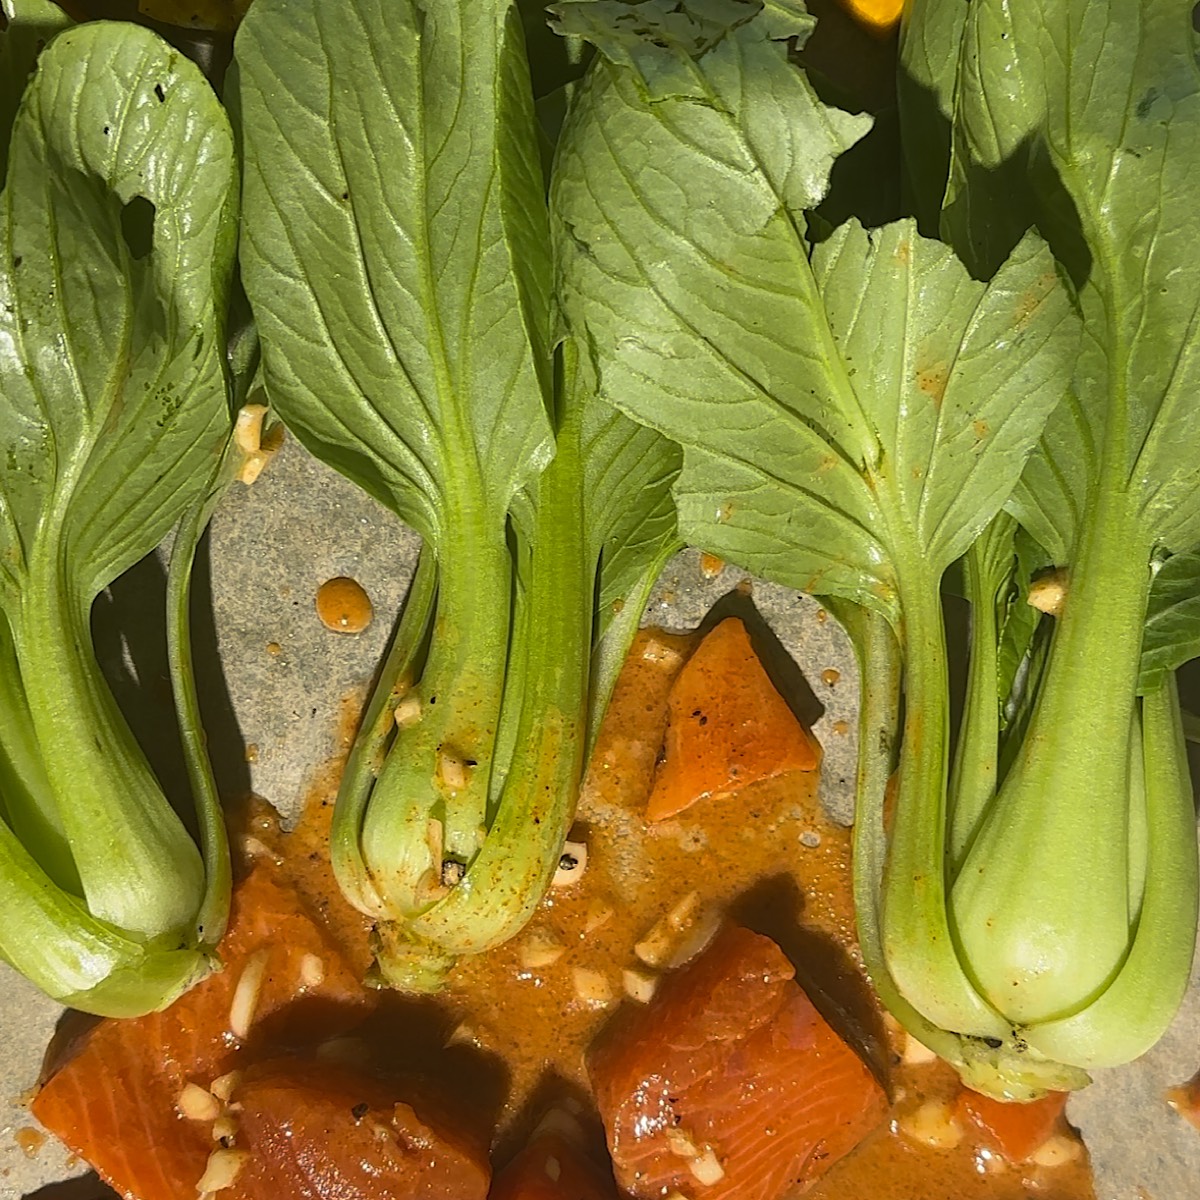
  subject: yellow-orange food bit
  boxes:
[315,576,373,634]
[645,617,821,822]
[837,0,903,33]
[1167,1070,1200,1133]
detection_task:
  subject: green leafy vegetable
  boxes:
[928,0,1200,1075]
[0,0,72,179]
[0,16,238,1014]
[553,0,1200,1098]
[1141,549,1200,694]
[234,0,679,992]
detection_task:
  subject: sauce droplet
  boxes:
[13,1126,46,1158]
[821,668,841,687]
[698,552,725,580]
[316,576,373,634]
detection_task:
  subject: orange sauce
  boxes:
[12,1126,46,1159]
[254,627,1095,1199]
[315,576,374,634]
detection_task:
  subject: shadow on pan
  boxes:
[24,1173,116,1200]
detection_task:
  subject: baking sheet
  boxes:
[1,434,1198,1198]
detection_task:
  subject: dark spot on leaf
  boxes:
[12,256,21,269]
[154,82,166,103]
[103,125,110,136]
[341,191,349,201]
[982,1036,1003,1049]
[120,195,155,261]
[1136,87,1159,118]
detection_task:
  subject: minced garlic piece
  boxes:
[571,966,612,1007]
[196,1148,249,1194]
[897,1100,962,1150]
[229,950,270,1041]
[177,1083,221,1122]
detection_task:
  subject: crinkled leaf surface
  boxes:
[896,0,965,232]
[1141,550,1200,693]
[953,0,1200,562]
[0,20,236,607]
[235,0,553,542]
[553,20,1078,623]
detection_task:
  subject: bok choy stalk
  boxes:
[550,0,1102,1097]
[866,0,1200,1086]
[0,14,238,1015]
[234,0,679,992]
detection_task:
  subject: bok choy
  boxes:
[0,12,237,1015]
[234,0,678,991]
[553,0,1199,1097]
[876,0,1200,1088]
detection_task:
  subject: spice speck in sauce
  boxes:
[316,576,374,634]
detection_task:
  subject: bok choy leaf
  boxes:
[924,0,1200,1075]
[234,0,679,992]
[0,16,237,1015]
[551,0,1089,1096]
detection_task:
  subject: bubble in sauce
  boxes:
[316,576,373,634]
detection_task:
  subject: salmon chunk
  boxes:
[588,924,886,1200]
[490,1128,617,1200]
[231,1057,490,1199]
[646,618,820,822]
[32,863,375,1200]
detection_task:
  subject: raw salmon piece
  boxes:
[32,863,375,1200]
[955,1088,1071,1163]
[589,924,886,1200]
[230,1057,490,1200]
[645,618,820,822]
[490,1129,617,1200]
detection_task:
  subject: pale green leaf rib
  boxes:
[0,608,75,891]
[166,441,239,948]
[578,355,681,743]
[1027,675,1198,1066]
